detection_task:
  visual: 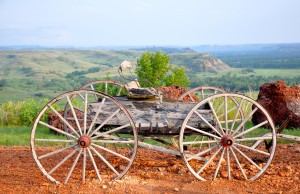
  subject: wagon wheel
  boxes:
[179,93,276,181]
[79,80,126,97]
[170,87,227,148]
[31,90,138,184]
[178,86,226,102]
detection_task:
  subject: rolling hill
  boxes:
[0,50,229,81]
[0,49,230,101]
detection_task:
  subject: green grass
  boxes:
[0,126,31,146]
[0,125,298,146]
[0,126,67,146]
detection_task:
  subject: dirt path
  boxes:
[0,144,299,194]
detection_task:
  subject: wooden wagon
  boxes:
[30,62,286,184]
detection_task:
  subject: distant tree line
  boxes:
[190,74,299,92]
[215,50,300,69]
[66,67,100,78]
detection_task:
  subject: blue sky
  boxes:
[0,0,300,46]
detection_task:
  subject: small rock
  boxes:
[174,188,180,192]
[178,169,185,174]
[221,171,228,178]
[294,147,300,153]
[102,185,107,189]
[278,166,292,177]
[220,158,226,165]
[158,167,166,172]
[119,165,126,171]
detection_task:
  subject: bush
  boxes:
[0,98,49,126]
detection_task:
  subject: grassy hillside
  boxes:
[0,49,299,102]
[0,50,231,102]
[0,50,229,80]
[0,50,141,80]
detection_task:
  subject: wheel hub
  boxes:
[78,135,91,148]
[220,134,234,147]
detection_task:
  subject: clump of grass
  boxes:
[0,98,50,126]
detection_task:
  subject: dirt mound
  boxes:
[156,85,198,101]
[48,109,85,133]
[252,80,300,128]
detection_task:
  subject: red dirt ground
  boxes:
[0,144,299,194]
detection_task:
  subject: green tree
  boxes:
[165,66,190,87]
[135,51,190,87]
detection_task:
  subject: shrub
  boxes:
[0,98,49,126]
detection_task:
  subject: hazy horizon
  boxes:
[1,0,300,47]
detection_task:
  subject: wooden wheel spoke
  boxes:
[92,146,120,176]
[215,100,225,114]
[194,111,223,137]
[201,89,205,99]
[66,95,82,136]
[196,146,223,174]
[186,125,221,140]
[232,146,261,170]
[229,99,244,134]
[92,139,135,144]
[234,142,270,156]
[188,93,195,102]
[92,143,131,162]
[83,93,88,135]
[182,139,218,145]
[224,96,228,133]
[89,108,121,137]
[48,148,78,175]
[186,144,219,162]
[117,86,123,96]
[35,138,76,143]
[86,97,106,135]
[213,148,225,180]
[235,136,273,142]
[208,101,225,135]
[232,107,258,136]
[94,123,131,138]
[64,149,82,184]
[230,147,248,180]
[82,148,87,182]
[226,147,231,179]
[38,144,76,159]
[234,120,269,139]
[38,121,77,139]
[87,147,102,181]
[48,106,79,138]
